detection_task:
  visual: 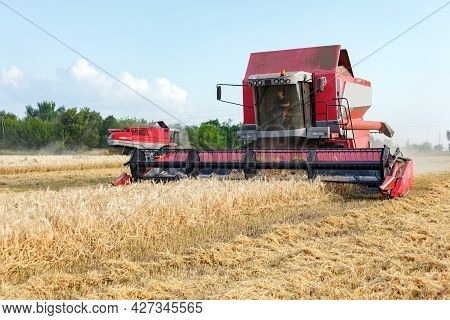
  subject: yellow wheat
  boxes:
[0,155,127,175]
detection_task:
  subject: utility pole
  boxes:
[447,130,450,151]
[0,117,5,148]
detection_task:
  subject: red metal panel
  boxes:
[380,159,414,198]
[113,127,171,146]
[243,45,342,125]
[152,152,189,162]
[313,73,338,123]
[255,150,309,162]
[109,131,132,141]
[112,172,132,186]
[315,149,382,162]
[352,129,370,148]
[390,160,414,198]
[244,45,341,78]
[242,83,255,124]
[152,149,382,165]
[348,106,370,119]
[199,151,244,162]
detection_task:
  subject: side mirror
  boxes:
[215,83,244,107]
[317,77,327,92]
[216,85,222,100]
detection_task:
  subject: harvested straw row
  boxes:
[0,155,127,175]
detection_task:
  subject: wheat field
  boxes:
[0,154,448,299]
[0,155,127,175]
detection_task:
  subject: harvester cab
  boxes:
[236,70,321,147]
[218,45,394,149]
[113,45,414,198]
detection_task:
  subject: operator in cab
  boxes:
[274,88,292,129]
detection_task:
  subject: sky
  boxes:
[0,0,449,146]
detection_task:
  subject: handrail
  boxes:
[333,97,356,147]
[310,99,330,127]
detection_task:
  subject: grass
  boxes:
[0,155,448,299]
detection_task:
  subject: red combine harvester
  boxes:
[108,121,179,152]
[111,45,414,198]
[108,121,180,185]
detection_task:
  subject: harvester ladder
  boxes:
[333,98,356,147]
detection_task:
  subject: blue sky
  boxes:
[0,0,449,145]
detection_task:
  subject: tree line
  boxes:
[1,101,445,152]
[0,101,242,151]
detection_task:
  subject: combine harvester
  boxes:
[109,45,413,198]
[108,121,179,153]
[108,121,180,185]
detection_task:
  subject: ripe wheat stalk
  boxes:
[0,155,127,175]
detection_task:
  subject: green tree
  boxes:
[98,115,119,148]
[76,108,102,148]
[14,117,58,148]
[184,125,199,148]
[59,107,102,149]
[197,123,224,149]
[25,101,59,121]
[116,117,148,127]
[1,102,244,151]
[0,110,17,120]
[192,119,241,149]
[219,120,241,149]
[0,111,17,149]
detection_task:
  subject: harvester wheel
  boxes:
[129,149,146,182]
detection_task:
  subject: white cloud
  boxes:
[1,66,23,86]
[64,59,186,104]
[70,59,98,80]
[0,60,189,120]
[121,72,149,93]
[155,78,188,104]
[69,59,112,91]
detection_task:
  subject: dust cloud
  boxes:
[403,152,450,174]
